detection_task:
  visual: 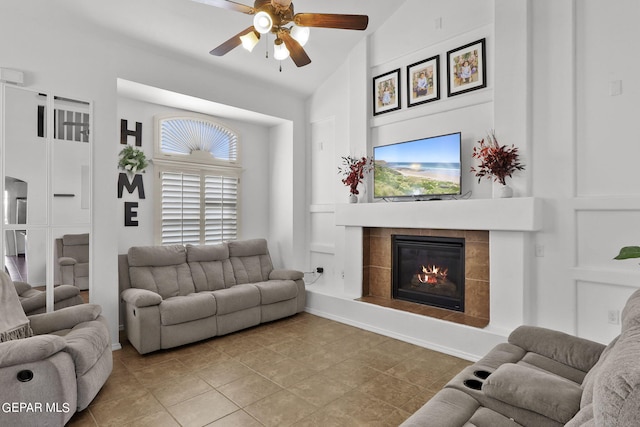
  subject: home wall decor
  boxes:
[446,38,486,97]
[372,68,401,116]
[407,55,440,107]
[117,119,145,227]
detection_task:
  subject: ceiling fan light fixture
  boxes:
[240,30,260,52]
[290,25,310,46]
[273,39,290,60]
[253,11,273,34]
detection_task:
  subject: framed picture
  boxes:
[373,69,401,116]
[407,55,440,107]
[446,38,486,97]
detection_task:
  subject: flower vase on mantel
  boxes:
[338,155,373,205]
[470,130,525,200]
[493,182,513,199]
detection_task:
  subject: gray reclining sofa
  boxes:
[402,288,640,426]
[118,238,305,354]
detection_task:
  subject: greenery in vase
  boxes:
[118,146,149,174]
[470,130,525,186]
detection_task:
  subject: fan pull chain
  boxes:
[265,33,269,59]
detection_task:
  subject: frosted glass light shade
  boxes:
[290,25,310,46]
[253,11,273,34]
[240,31,260,51]
[273,40,290,60]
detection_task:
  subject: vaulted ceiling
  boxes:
[59,0,405,96]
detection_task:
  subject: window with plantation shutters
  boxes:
[204,175,238,244]
[154,114,241,245]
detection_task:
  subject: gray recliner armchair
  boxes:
[55,233,89,290]
[0,271,112,426]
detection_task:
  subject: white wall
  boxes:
[306,0,640,358]
[530,0,640,341]
[0,0,307,347]
[116,97,272,253]
[307,0,498,315]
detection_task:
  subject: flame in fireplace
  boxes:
[417,264,448,285]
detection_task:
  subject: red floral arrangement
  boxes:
[338,155,374,195]
[470,131,525,185]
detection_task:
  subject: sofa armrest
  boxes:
[19,285,81,315]
[269,269,304,281]
[121,288,163,307]
[28,304,102,335]
[20,292,47,315]
[13,280,32,296]
[508,325,605,372]
[483,363,582,424]
[53,284,81,299]
[57,256,77,266]
[0,335,67,368]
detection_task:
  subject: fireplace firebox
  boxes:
[392,235,465,311]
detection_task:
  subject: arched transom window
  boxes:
[156,115,239,165]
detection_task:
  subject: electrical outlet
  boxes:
[608,309,620,325]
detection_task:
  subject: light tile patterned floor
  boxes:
[67,312,471,427]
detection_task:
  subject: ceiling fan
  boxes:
[195,0,369,67]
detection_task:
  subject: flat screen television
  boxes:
[373,132,461,199]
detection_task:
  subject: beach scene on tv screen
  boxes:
[374,133,461,197]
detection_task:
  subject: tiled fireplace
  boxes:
[362,227,490,327]
[305,198,542,358]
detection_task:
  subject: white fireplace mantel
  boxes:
[335,197,542,231]
[306,197,543,360]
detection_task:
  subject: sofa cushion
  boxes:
[128,245,195,298]
[74,262,89,278]
[61,319,111,376]
[476,342,526,369]
[518,352,587,384]
[61,233,90,263]
[469,407,526,427]
[128,245,187,267]
[401,388,522,427]
[63,233,89,246]
[228,239,273,283]
[187,244,236,291]
[592,327,640,426]
[129,264,195,299]
[508,325,605,373]
[580,336,619,408]
[269,269,304,281]
[253,280,298,305]
[565,403,594,427]
[159,293,216,326]
[212,284,260,315]
[483,363,582,424]
[621,288,640,331]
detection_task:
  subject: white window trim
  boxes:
[153,113,242,245]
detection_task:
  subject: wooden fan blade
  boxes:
[294,13,368,30]
[210,26,256,56]
[191,0,255,15]
[279,31,311,67]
